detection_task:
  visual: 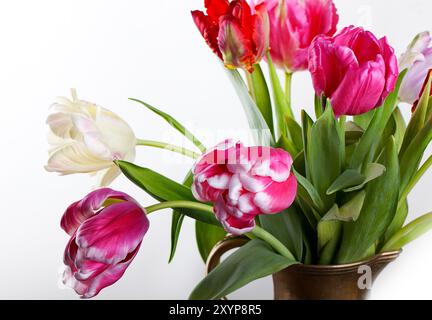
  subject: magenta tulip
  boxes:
[263,0,339,72]
[61,188,149,298]
[309,26,399,116]
[192,140,297,235]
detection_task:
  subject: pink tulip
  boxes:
[399,32,432,104]
[261,0,339,72]
[192,140,297,235]
[309,26,399,116]
[192,0,269,73]
[61,188,149,298]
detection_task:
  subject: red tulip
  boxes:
[309,26,399,116]
[263,0,339,72]
[192,140,297,235]
[192,0,269,73]
[61,188,149,298]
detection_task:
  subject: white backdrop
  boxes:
[0,0,431,300]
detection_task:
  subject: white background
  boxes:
[0,0,431,300]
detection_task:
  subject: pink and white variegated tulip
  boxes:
[45,89,136,186]
[62,188,149,298]
[399,32,432,104]
[192,140,297,235]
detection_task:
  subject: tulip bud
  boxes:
[192,140,297,235]
[192,0,269,73]
[62,188,149,298]
[399,31,432,104]
[263,0,339,72]
[308,26,399,116]
[45,90,136,186]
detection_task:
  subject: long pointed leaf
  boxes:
[129,98,206,152]
[226,69,274,146]
[189,239,297,300]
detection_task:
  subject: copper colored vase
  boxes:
[206,237,401,300]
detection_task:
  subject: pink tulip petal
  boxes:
[61,188,133,236]
[75,201,149,265]
[214,194,256,235]
[254,173,297,214]
[331,55,386,116]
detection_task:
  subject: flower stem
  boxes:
[285,72,292,113]
[136,139,201,160]
[145,200,296,260]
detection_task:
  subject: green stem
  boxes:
[285,72,292,114]
[397,154,432,211]
[145,200,296,260]
[382,212,432,251]
[136,139,201,159]
[146,200,212,215]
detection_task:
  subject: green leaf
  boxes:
[226,69,274,146]
[384,200,408,242]
[285,115,303,152]
[301,110,314,179]
[196,221,227,263]
[326,169,365,195]
[345,121,364,145]
[247,64,274,134]
[189,239,297,300]
[116,161,219,226]
[293,169,326,213]
[277,134,299,158]
[169,171,193,263]
[129,98,206,153]
[267,53,294,139]
[318,210,342,265]
[399,75,431,158]
[343,163,386,193]
[307,106,344,212]
[354,109,375,130]
[392,107,407,152]
[399,117,432,191]
[322,191,366,222]
[382,212,432,251]
[314,95,325,119]
[337,137,400,263]
[169,213,185,262]
[349,70,406,169]
[259,206,304,261]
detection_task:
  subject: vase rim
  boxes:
[287,250,402,275]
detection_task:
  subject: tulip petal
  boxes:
[309,36,359,97]
[254,172,297,214]
[331,55,386,116]
[214,194,256,235]
[75,201,149,264]
[61,188,134,236]
[218,15,254,72]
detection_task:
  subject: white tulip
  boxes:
[45,89,136,186]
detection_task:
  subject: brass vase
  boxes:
[206,237,401,300]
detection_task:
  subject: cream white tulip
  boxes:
[45,89,136,186]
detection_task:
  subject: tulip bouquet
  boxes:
[47,0,432,300]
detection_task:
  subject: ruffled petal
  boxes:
[254,172,297,214]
